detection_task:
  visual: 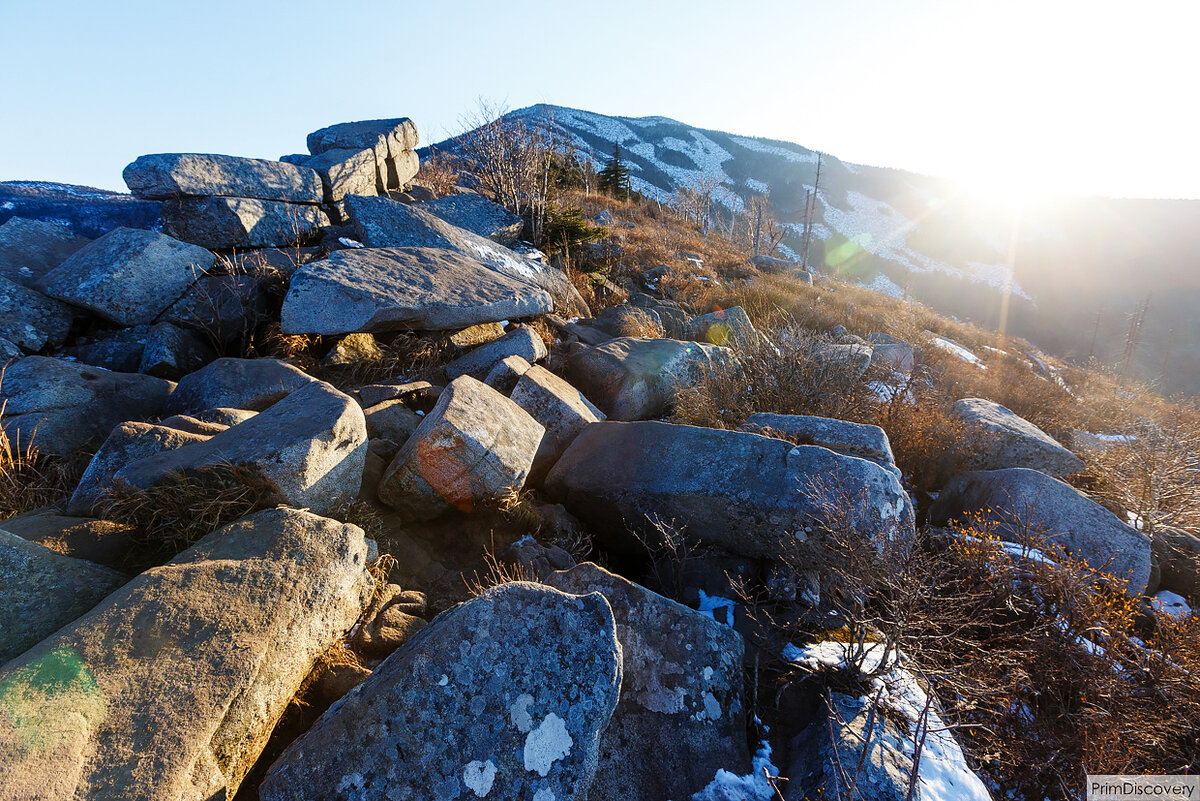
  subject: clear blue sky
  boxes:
[3,0,1196,198]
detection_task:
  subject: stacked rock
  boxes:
[283,117,420,219]
[123,153,331,249]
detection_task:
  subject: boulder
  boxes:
[259,581,621,801]
[871,342,916,374]
[160,196,330,250]
[39,227,215,326]
[158,273,267,344]
[0,507,374,801]
[0,275,73,351]
[321,332,382,366]
[0,512,137,570]
[157,414,229,436]
[307,117,419,157]
[377,375,545,521]
[565,337,735,421]
[686,305,757,348]
[1152,526,1200,599]
[388,149,420,190]
[0,217,89,287]
[741,413,900,479]
[950,398,1084,476]
[444,326,548,381]
[194,407,257,427]
[281,247,553,335]
[0,529,126,663]
[447,321,507,348]
[138,321,216,379]
[66,422,212,516]
[115,381,367,515]
[352,380,432,409]
[810,340,873,380]
[545,421,914,559]
[594,304,665,339]
[63,326,152,373]
[510,365,605,483]
[163,357,315,416]
[300,147,378,203]
[749,253,795,272]
[929,468,1151,594]
[484,355,534,393]
[122,153,324,203]
[544,563,748,801]
[0,338,22,363]
[0,357,173,456]
[419,193,525,246]
[344,195,583,313]
[362,399,421,443]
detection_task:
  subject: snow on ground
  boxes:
[1152,590,1192,619]
[867,273,905,298]
[696,589,736,627]
[928,336,986,368]
[785,641,993,801]
[729,136,820,165]
[744,178,769,193]
[688,741,781,801]
[820,191,1030,300]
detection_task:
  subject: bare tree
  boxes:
[801,153,824,270]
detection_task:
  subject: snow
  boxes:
[867,273,905,298]
[744,178,770,194]
[1094,433,1137,444]
[729,136,820,165]
[1152,590,1192,619]
[785,641,992,801]
[928,336,986,368]
[696,590,736,626]
[338,237,364,248]
[1,201,13,211]
[688,741,781,801]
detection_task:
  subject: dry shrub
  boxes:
[0,400,84,520]
[96,466,274,564]
[672,322,878,430]
[311,332,458,391]
[251,322,320,362]
[462,538,540,598]
[611,307,664,338]
[415,148,460,198]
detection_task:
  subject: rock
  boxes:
[749,253,795,272]
[344,195,583,314]
[0,507,373,801]
[378,375,545,522]
[872,342,915,374]
[629,293,690,336]
[387,150,420,190]
[0,357,174,456]
[163,357,315,416]
[741,413,900,479]
[307,117,419,157]
[510,365,606,483]
[138,321,216,379]
[791,268,814,284]
[122,153,324,203]
[39,227,215,326]
[508,535,576,580]
[565,337,735,421]
[594,304,665,339]
[448,321,507,348]
[194,407,258,427]
[0,275,73,351]
[352,380,432,409]
[419,193,525,246]
[0,512,137,570]
[686,305,757,348]
[545,421,914,559]
[0,529,126,663]
[1152,526,1200,599]
[929,468,1151,594]
[0,338,21,363]
[281,247,553,335]
[0,217,89,287]
[160,196,330,249]
[321,332,382,366]
[353,585,428,658]
[301,147,378,203]
[950,398,1084,476]
[259,581,621,801]
[159,273,267,344]
[115,381,367,515]
[363,399,421,443]
[544,563,748,801]
[810,340,873,380]
[158,414,229,436]
[63,326,151,372]
[445,325,548,381]
[485,355,534,393]
[65,422,211,516]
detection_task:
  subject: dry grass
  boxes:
[0,401,84,521]
[96,466,274,565]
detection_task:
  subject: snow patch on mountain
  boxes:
[730,136,819,164]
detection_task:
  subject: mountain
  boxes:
[434,104,1200,395]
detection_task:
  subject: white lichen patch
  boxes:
[438,674,449,686]
[463,760,497,797]
[702,692,722,720]
[533,788,556,801]
[523,713,573,776]
[510,693,535,732]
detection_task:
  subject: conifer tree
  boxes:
[598,143,631,200]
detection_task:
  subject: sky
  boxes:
[3,0,1197,199]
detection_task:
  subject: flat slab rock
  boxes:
[0,275,73,352]
[123,152,324,203]
[0,217,88,287]
[741,412,900,479]
[163,357,315,416]
[0,507,374,801]
[0,529,126,663]
[281,247,553,335]
[418,193,525,246]
[950,398,1084,476]
[544,563,748,801]
[160,196,329,250]
[260,581,622,801]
